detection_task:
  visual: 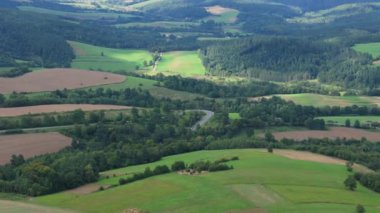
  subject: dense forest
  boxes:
[0,9,74,67]
[200,37,380,88]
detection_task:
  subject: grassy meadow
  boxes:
[274,93,380,107]
[205,10,239,24]
[318,116,380,126]
[31,149,380,213]
[69,41,152,73]
[228,112,241,120]
[153,51,207,77]
[353,42,380,59]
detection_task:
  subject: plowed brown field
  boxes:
[0,68,125,93]
[0,104,130,117]
[0,132,71,165]
[273,127,380,142]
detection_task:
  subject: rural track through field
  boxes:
[191,110,214,131]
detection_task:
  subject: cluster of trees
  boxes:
[189,158,235,173]
[118,157,237,186]
[160,75,343,98]
[119,165,170,185]
[0,67,31,78]
[200,37,379,88]
[354,172,380,193]
[0,109,108,130]
[0,88,157,108]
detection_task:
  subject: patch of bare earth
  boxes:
[123,208,146,213]
[0,132,71,165]
[273,127,380,142]
[67,183,108,195]
[0,68,125,93]
[267,149,371,173]
[205,5,235,15]
[0,104,130,117]
[273,150,345,165]
[373,60,380,65]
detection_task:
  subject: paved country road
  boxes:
[191,110,215,131]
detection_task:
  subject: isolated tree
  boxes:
[354,120,361,128]
[344,175,357,191]
[346,161,354,172]
[345,119,351,127]
[267,144,273,153]
[265,131,275,143]
[356,204,365,213]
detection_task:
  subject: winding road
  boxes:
[191,110,215,131]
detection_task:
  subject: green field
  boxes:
[31,149,380,213]
[353,42,380,59]
[228,112,241,120]
[274,93,380,107]
[205,10,239,24]
[318,116,380,126]
[152,51,207,77]
[69,41,152,73]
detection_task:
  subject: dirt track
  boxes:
[0,132,71,165]
[0,104,130,117]
[273,127,380,142]
[0,68,125,93]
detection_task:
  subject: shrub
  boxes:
[171,161,186,171]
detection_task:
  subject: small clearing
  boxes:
[373,60,380,65]
[273,127,380,142]
[0,104,130,117]
[0,132,71,165]
[67,183,106,195]
[272,149,371,173]
[206,5,235,15]
[272,150,345,165]
[0,68,125,93]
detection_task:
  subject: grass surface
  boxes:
[318,116,380,125]
[152,51,206,77]
[32,149,380,213]
[353,42,380,59]
[229,112,241,120]
[69,41,152,73]
[274,93,380,107]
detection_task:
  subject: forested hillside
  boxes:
[0,9,74,67]
[200,37,380,88]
